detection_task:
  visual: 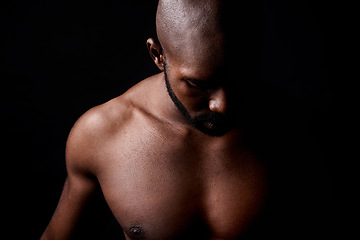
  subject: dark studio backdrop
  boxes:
[1,0,345,239]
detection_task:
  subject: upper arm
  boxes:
[41,107,111,240]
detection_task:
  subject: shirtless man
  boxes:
[41,1,269,239]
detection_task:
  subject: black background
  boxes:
[1,0,347,239]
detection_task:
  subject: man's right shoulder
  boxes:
[73,74,158,136]
[65,95,135,173]
[65,75,160,173]
[70,96,134,142]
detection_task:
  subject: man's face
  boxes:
[163,58,235,137]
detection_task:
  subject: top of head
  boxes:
[156,0,265,73]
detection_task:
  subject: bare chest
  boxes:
[97,133,267,240]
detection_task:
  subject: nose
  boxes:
[208,87,228,114]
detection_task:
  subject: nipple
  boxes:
[130,226,144,238]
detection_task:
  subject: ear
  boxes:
[146,38,165,71]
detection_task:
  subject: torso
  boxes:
[93,76,268,240]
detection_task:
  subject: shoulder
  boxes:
[65,74,162,175]
[72,97,131,137]
[65,95,134,175]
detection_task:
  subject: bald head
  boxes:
[155,0,264,71]
[156,0,224,69]
[157,0,222,31]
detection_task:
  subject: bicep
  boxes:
[41,111,101,239]
[41,108,111,240]
[41,173,98,240]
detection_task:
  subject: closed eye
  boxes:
[185,80,202,89]
[183,77,210,90]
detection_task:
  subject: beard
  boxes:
[164,64,231,137]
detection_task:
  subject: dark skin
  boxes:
[41,1,268,239]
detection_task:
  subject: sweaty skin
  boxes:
[41,1,268,239]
